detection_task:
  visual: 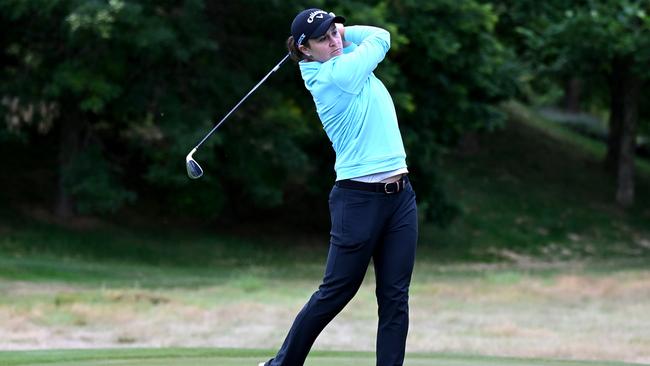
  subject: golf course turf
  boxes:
[0,348,641,366]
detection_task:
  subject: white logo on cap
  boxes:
[307,10,327,23]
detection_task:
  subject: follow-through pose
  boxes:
[260,8,418,366]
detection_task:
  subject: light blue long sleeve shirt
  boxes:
[299,25,407,181]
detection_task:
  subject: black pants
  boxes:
[267,179,418,366]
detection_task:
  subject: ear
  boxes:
[298,44,311,57]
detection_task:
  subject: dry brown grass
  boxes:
[1,264,649,364]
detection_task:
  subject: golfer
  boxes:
[260,8,418,366]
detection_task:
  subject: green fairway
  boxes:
[0,348,639,366]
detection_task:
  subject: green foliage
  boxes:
[1,0,517,226]
[62,144,135,214]
[528,1,650,77]
[487,0,569,106]
[384,0,518,222]
[389,0,518,139]
[1,0,224,216]
[504,0,650,106]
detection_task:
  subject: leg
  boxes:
[373,185,418,366]
[268,187,383,366]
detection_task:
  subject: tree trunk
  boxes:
[563,77,582,113]
[55,116,80,218]
[608,57,640,207]
[605,64,624,172]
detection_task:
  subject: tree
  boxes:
[1,0,519,228]
[521,0,650,207]
[384,0,519,222]
[489,0,582,112]
[1,0,223,217]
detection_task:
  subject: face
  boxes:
[299,24,342,62]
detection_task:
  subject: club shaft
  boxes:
[193,53,291,150]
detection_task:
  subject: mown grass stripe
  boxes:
[0,348,639,366]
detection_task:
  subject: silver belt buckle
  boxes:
[384,179,402,194]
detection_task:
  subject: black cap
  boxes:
[291,8,346,46]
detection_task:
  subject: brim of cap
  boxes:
[310,15,346,40]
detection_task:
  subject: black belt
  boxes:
[336,175,409,194]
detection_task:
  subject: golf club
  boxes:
[186,53,291,179]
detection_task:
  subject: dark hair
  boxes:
[287,36,309,62]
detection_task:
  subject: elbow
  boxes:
[384,30,390,52]
[380,28,391,51]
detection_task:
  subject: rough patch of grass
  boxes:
[1,255,648,362]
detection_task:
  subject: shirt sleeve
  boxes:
[330,25,390,95]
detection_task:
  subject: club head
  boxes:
[185,148,204,179]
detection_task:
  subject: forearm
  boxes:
[329,25,391,93]
[336,23,352,48]
[342,25,390,48]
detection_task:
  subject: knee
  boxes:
[376,283,409,307]
[316,278,362,309]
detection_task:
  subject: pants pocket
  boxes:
[329,188,378,247]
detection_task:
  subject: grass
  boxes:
[1,103,650,363]
[1,252,649,362]
[422,101,650,261]
[0,348,642,366]
[0,220,329,287]
[504,101,650,175]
